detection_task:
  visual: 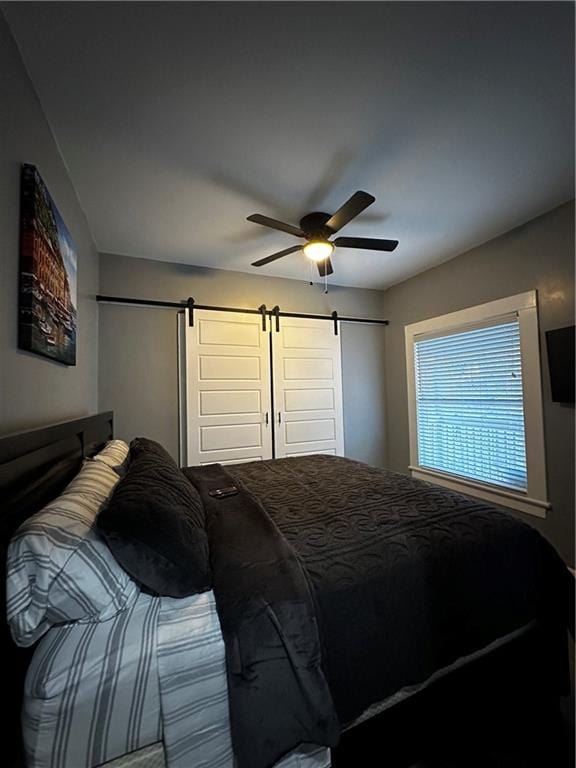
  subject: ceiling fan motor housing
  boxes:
[299,212,334,240]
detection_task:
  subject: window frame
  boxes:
[405,291,549,518]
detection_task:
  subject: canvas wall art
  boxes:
[18,164,77,365]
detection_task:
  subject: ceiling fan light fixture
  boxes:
[303,240,334,262]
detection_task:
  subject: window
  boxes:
[405,291,548,518]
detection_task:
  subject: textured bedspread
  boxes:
[185,455,572,767]
[227,456,571,721]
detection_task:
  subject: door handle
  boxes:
[278,412,282,424]
[265,412,269,426]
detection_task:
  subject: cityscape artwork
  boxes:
[18,164,77,365]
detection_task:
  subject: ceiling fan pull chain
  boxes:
[324,270,328,294]
[309,260,314,286]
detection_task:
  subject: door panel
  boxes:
[282,325,330,349]
[207,456,264,466]
[198,318,260,346]
[273,317,344,458]
[200,390,261,416]
[285,418,336,444]
[199,355,261,380]
[284,388,334,412]
[180,310,273,466]
[285,449,336,458]
[200,423,262,451]
[283,357,333,380]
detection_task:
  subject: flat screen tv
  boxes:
[545,325,575,404]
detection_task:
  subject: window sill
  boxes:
[409,465,550,519]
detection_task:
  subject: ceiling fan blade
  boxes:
[334,236,398,252]
[251,245,302,267]
[317,258,334,278]
[325,191,375,233]
[247,214,304,238]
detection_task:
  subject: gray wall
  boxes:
[0,12,99,433]
[99,255,388,466]
[382,201,575,565]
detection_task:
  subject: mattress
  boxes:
[98,741,330,768]
[99,742,166,768]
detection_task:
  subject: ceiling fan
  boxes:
[248,191,398,277]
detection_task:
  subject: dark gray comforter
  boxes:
[184,455,572,768]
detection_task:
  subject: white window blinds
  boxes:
[414,319,527,491]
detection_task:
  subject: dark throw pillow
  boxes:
[97,437,210,597]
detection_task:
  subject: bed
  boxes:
[1,413,572,768]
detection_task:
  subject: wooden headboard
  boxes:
[0,412,114,766]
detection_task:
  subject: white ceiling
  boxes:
[4,1,574,290]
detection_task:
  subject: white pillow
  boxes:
[91,439,129,469]
[6,459,139,647]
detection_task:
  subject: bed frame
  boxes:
[0,412,114,767]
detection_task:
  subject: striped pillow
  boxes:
[91,439,129,469]
[6,460,139,648]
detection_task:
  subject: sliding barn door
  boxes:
[272,317,344,458]
[179,309,273,466]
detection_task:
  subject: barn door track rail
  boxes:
[96,294,389,332]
